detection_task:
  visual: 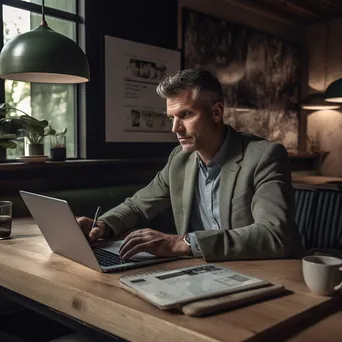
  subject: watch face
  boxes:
[184,233,191,245]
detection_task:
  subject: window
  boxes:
[20,0,76,14]
[1,0,82,159]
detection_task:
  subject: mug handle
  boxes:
[334,267,342,291]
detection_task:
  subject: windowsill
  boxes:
[0,154,323,195]
[0,153,319,170]
[0,158,168,171]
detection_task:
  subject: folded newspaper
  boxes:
[119,264,271,310]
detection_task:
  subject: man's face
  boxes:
[166,89,221,153]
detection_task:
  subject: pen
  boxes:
[92,206,101,229]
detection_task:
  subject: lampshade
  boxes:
[301,93,340,110]
[325,78,342,103]
[0,4,89,84]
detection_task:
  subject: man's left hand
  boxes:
[118,228,189,260]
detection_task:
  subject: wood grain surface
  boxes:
[0,218,341,342]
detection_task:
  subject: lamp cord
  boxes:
[41,0,47,26]
[324,20,330,90]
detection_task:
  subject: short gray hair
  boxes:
[156,68,224,105]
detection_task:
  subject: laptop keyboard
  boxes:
[93,247,133,267]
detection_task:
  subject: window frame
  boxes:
[0,0,85,160]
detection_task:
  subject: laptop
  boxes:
[19,190,179,273]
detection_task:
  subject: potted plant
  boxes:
[0,103,55,156]
[20,116,55,156]
[50,128,67,161]
[0,104,27,161]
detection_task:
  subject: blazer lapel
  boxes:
[219,127,243,231]
[180,152,197,235]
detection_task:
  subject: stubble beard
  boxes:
[179,134,198,153]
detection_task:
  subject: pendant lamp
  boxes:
[324,19,342,103]
[325,78,342,103]
[301,93,339,110]
[0,0,89,84]
[301,20,339,110]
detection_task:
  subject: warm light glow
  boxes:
[302,104,340,110]
[0,72,88,84]
[325,97,342,103]
[235,108,252,112]
[301,92,340,110]
[226,107,252,112]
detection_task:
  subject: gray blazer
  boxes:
[100,125,305,261]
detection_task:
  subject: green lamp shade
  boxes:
[0,25,90,84]
[325,78,342,103]
[301,92,340,110]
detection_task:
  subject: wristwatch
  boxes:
[183,233,193,256]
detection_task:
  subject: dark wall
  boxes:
[84,0,179,159]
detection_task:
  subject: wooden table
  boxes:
[0,218,341,342]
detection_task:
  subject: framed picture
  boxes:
[105,35,180,143]
[182,8,301,152]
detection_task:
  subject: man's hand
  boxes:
[77,216,106,243]
[118,228,189,260]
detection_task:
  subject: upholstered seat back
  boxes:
[294,185,342,252]
[294,187,316,250]
[311,189,342,250]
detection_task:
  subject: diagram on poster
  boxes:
[105,35,180,142]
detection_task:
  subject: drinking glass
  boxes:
[0,201,12,240]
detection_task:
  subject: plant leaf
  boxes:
[45,127,56,136]
[0,117,25,131]
[0,133,16,139]
[0,103,6,116]
[16,129,27,138]
[19,115,48,128]
[0,140,17,149]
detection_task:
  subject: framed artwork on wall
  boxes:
[105,35,180,143]
[182,8,302,152]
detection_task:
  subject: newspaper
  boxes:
[119,264,270,309]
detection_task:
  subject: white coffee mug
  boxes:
[302,255,342,296]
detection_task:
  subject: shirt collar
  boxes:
[196,126,230,168]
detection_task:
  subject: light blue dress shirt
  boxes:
[188,129,230,257]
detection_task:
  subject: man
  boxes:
[78,68,304,261]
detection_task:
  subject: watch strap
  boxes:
[183,233,193,256]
